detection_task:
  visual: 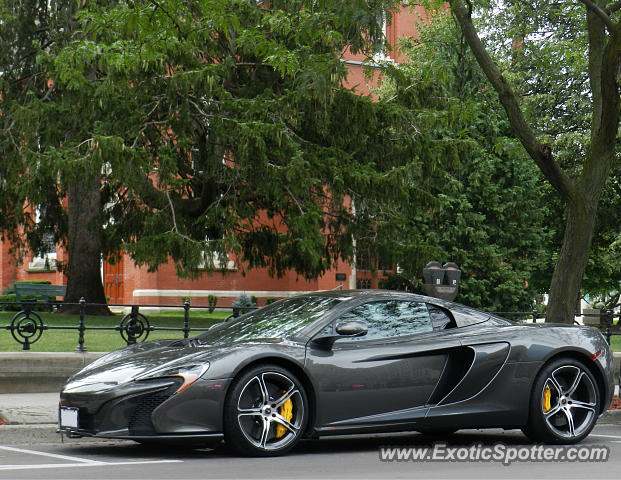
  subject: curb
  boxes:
[0,425,127,445]
[600,409,621,425]
[0,352,105,393]
[0,424,60,444]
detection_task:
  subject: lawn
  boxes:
[0,309,231,352]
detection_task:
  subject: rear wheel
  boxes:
[524,358,600,444]
[223,364,308,456]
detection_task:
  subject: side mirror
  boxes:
[312,320,368,348]
[335,320,368,336]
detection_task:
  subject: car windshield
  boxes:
[197,296,343,345]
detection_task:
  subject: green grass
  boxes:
[0,310,231,352]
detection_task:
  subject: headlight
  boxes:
[134,363,210,393]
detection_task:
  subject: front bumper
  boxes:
[59,377,231,444]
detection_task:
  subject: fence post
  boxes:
[75,297,87,352]
[605,309,613,346]
[183,299,190,339]
[532,309,538,323]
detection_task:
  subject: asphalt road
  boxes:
[2,425,621,480]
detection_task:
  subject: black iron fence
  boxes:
[0,298,257,351]
[1,299,620,351]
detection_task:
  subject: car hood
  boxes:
[63,340,199,387]
[65,337,276,389]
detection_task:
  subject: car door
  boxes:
[305,299,462,430]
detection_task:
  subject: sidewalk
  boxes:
[0,393,60,444]
[0,392,59,425]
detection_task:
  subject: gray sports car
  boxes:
[59,290,614,456]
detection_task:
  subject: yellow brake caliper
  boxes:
[543,385,552,412]
[276,394,293,438]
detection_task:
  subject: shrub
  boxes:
[265,297,277,305]
[232,294,257,318]
[0,294,19,311]
[0,293,42,311]
[1,281,56,311]
[207,294,218,313]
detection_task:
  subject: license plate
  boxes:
[59,407,79,429]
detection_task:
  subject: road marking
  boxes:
[0,460,182,471]
[0,445,182,471]
[0,445,100,464]
[590,434,621,440]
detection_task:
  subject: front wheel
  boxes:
[524,358,600,444]
[223,364,308,456]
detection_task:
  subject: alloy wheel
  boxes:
[224,366,307,456]
[541,365,597,439]
[524,357,601,444]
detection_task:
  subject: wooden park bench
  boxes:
[14,283,67,312]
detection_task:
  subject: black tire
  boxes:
[223,364,308,456]
[523,357,600,444]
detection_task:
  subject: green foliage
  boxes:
[0,0,421,286]
[582,165,621,309]
[470,1,621,308]
[0,294,20,311]
[233,294,257,308]
[0,293,55,311]
[378,274,417,292]
[379,15,552,312]
[207,294,218,313]
[232,293,257,317]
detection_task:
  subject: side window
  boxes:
[427,304,456,331]
[337,300,432,342]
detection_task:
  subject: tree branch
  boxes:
[579,26,621,194]
[586,6,606,137]
[148,0,183,34]
[579,0,618,32]
[285,186,305,215]
[449,0,574,200]
[607,1,621,13]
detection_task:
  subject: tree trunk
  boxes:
[62,175,111,315]
[546,194,599,323]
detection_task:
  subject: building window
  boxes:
[28,232,57,271]
[198,251,237,271]
[28,209,57,272]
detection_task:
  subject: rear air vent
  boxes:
[427,348,475,405]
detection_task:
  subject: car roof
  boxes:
[299,289,438,303]
[297,290,494,327]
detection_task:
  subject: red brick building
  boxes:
[0,6,423,307]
